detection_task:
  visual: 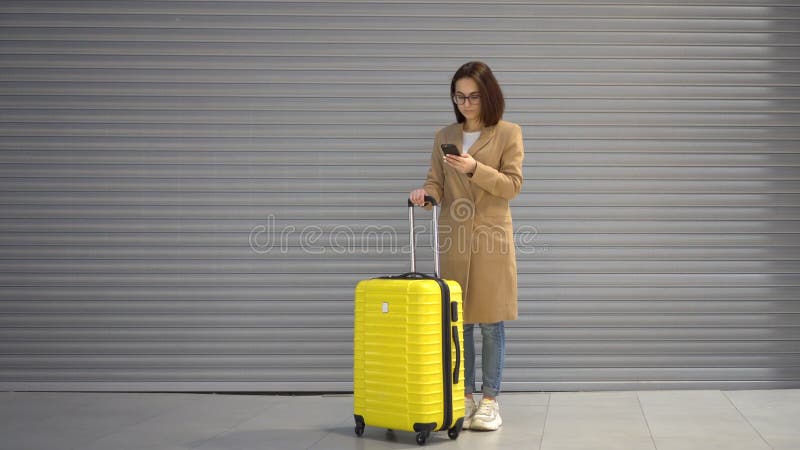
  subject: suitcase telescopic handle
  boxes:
[406,196,438,208]
[407,195,440,277]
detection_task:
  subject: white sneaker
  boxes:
[470,398,502,431]
[463,396,478,430]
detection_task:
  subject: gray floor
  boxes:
[1,390,798,450]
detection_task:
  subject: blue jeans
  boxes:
[463,321,505,398]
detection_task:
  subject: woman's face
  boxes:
[454,77,482,124]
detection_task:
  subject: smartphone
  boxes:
[441,143,461,156]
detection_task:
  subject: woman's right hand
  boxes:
[409,188,427,206]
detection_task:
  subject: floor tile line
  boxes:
[722,391,775,450]
[306,430,333,450]
[636,391,660,450]
[537,392,551,450]
[73,394,208,450]
[2,390,797,450]
[306,409,354,450]
[187,397,291,449]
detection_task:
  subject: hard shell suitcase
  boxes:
[353,196,465,446]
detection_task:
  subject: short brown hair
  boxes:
[450,61,505,127]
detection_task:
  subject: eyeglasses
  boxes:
[452,94,481,105]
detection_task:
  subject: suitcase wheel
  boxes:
[354,415,365,437]
[415,431,430,445]
[448,417,464,440]
[448,426,459,440]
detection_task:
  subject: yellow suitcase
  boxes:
[353,197,465,445]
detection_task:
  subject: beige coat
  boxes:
[423,120,524,324]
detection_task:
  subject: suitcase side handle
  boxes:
[408,196,440,276]
[451,324,460,384]
[451,300,460,384]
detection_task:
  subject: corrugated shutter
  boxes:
[0,1,798,391]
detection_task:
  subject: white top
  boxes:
[462,130,481,154]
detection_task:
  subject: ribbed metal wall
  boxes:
[0,1,799,391]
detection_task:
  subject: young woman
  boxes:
[409,61,524,431]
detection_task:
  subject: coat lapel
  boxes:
[443,124,474,201]
[468,125,496,158]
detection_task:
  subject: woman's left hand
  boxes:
[444,153,478,175]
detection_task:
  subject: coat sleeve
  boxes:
[469,124,524,200]
[422,133,445,206]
